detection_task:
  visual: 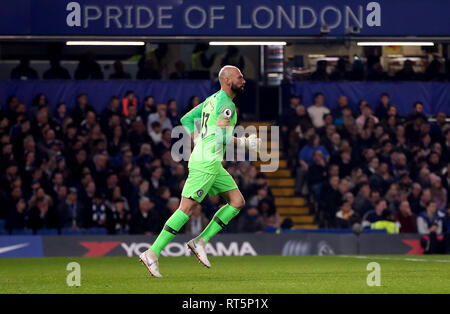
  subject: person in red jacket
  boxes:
[397,200,417,233]
[122,91,137,117]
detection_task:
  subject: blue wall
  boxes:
[289,82,450,115]
[0,80,216,112]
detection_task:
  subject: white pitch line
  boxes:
[338,255,450,263]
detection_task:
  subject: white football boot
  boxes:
[139,249,162,278]
[187,237,211,268]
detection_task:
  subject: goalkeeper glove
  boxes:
[237,134,261,153]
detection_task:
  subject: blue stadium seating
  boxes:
[85,227,108,235]
[36,228,59,235]
[61,228,84,235]
[0,220,5,234]
[10,229,33,235]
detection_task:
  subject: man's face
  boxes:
[229,69,246,94]
[157,104,167,116]
[436,112,446,125]
[111,99,120,110]
[415,103,423,113]
[338,96,348,106]
[315,95,324,106]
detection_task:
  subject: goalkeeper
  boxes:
[139,65,261,277]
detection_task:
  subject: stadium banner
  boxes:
[0,0,449,37]
[0,80,216,112]
[289,81,450,115]
[0,236,44,258]
[35,233,422,258]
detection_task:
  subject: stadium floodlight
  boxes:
[66,41,145,46]
[209,41,287,46]
[357,42,434,46]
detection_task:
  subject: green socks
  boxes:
[150,209,189,256]
[149,205,240,256]
[199,204,240,242]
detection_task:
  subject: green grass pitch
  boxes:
[1,255,450,293]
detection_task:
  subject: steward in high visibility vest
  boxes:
[370,220,400,234]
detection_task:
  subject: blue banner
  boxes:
[0,80,216,113]
[289,82,450,115]
[0,0,448,37]
[0,236,43,258]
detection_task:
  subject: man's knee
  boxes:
[230,197,245,210]
[179,197,198,216]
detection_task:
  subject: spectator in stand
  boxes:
[397,200,417,233]
[11,58,39,80]
[237,207,264,233]
[169,60,188,80]
[335,200,360,229]
[43,57,71,80]
[167,99,180,127]
[147,103,172,135]
[330,58,350,81]
[106,197,131,235]
[137,57,161,80]
[71,93,95,126]
[307,93,330,129]
[74,52,104,80]
[370,209,400,234]
[122,91,138,117]
[139,96,156,125]
[319,175,342,226]
[362,199,387,228]
[295,134,329,195]
[310,60,329,81]
[375,93,391,120]
[57,187,85,229]
[356,104,379,130]
[190,43,216,80]
[307,149,328,198]
[430,174,447,211]
[258,199,280,229]
[130,197,160,235]
[412,187,432,215]
[91,191,107,228]
[5,198,28,233]
[221,46,245,70]
[28,197,57,232]
[185,203,208,236]
[149,121,163,145]
[417,201,443,235]
[395,59,417,81]
[109,60,132,80]
[331,95,349,119]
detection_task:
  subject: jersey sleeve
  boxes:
[180,102,204,134]
[215,101,235,145]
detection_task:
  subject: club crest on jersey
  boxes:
[224,108,232,118]
[197,190,204,197]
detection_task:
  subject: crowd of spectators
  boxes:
[0,92,280,235]
[9,45,246,81]
[305,55,450,82]
[281,92,450,240]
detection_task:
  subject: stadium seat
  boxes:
[61,228,84,235]
[0,220,6,234]
[10,229,33,235]
[85,227,108,235]
[36,228,59,235]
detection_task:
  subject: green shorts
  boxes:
[181,167,238,203]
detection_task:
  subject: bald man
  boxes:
[140,65,261,277]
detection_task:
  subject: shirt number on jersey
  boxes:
[201,112,210,138]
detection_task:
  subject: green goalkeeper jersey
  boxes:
[180,89,237,174]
